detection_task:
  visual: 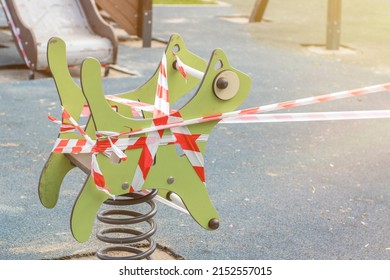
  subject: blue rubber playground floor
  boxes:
[1,1,390,260]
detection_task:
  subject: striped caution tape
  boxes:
[174,53,204,80]
[129,53,170,193]
[222,110,390,123]
[50,107,209,198]
[1,0,32,68]
[51,135,209,154]
[48,51,390,202]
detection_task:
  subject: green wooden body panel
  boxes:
[38,153,74,208]
[38,38,88,208]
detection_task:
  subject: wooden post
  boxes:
[326,0,342,50]
[249,0,269,23]
[139,0,153,48]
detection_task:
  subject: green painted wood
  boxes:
[39,34,252,243]
[114,34,207,113]
[38,153,75,208]
[38,37,89,208]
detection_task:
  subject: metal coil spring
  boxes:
[96,189,158,260]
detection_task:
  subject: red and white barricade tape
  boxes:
[50,108,209,198]
[1,0,32,68]
[222,110,390,123]
[51,135,209,154]
[90,74,390,138]
[174,53,204,80]
[169,112,206,184]
[48,52,390,206]
[129,53,170,192]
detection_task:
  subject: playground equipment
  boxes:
[249,0,343,50]
[39,34,251,259]
[95,0,153,48]
[1,0,117,79]
[39,32,390,259]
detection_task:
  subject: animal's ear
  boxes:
[47,37,86,120]
[80,57,154,133]
[80,57,117,131]
[109,33,208,115]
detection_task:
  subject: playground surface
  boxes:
[1,0,390,260]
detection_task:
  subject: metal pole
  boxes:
[249,0,269,23]
[326,0,342,50]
